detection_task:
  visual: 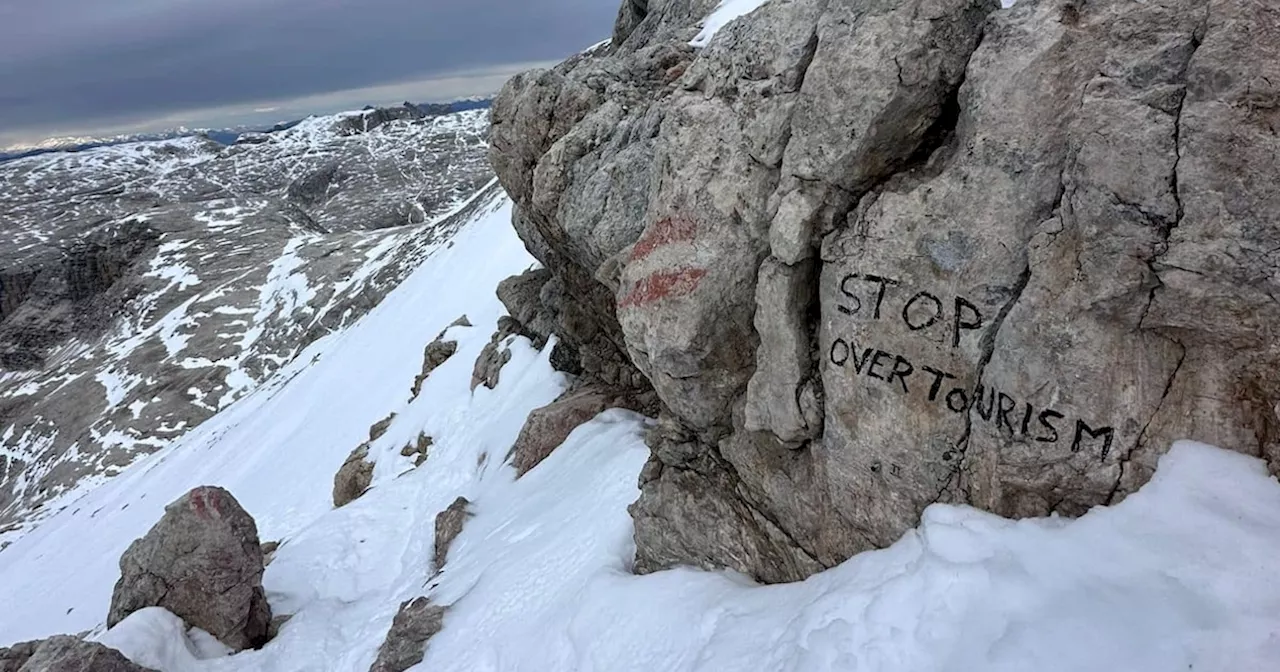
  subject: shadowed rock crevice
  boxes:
[1109,342,1187,504]
[944,264,1031,505]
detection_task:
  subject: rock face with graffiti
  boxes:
[489,0,1280,583]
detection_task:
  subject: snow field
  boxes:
[1,189,1277,672]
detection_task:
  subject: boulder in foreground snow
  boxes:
[0,635,152,672]
[369,597,446,672]
[107,486,271,652]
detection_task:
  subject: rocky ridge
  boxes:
[0,107,494,537]
[490,0,1280,582]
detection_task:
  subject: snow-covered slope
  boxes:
[0,108,493,534]
[1,189,1278,672]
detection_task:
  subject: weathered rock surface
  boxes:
[410,315,471,398]
[400,434,434,467]
[368,597,446,672]
[496,269,557,348]
[0,640,38,672]
[0,107,495,534]
[333,445,375,508]
[507,383,659,477]
[333,411,407,506]
[470,317,522,391]
[108,486,271,651]
[0,636,152,672]
[491,0,1280,582]
[368,413,397,443]
[433,496,472,570]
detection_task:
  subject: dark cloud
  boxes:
[0,0,618,142]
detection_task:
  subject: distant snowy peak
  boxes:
[0,98,495,162]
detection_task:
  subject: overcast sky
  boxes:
[0,0,618,148]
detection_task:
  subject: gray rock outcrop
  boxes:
[433,497,472,570]
[108,486,271,651]
[470,317,521,391]
[334,412,403,506]
[400,434,433,467]
[333,445,375,508]
[507,383,659,477]
[410,316,471,398]
[368,597,446,672]
[496,269,557,349]
[0,639,37,672]
[490,0,1280,582]
[0,636,152,672]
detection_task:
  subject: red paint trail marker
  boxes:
[619,267,708,308]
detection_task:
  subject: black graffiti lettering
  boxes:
[1036,409,1063,443]
[995,393,1018,435]
[946,388,969,413]
[890,463,902,477]
[921,365,955,402]
[953,296,984,348]
[862,274,900,319]
[826,323,1118,461]
[886,356,914,394]
[850,346,875,374]
[830,338,850,366]
[973,384,996,422]
[838,275,863,316]
[902,291,944,331]
[866,350,892,380]
[1072,420,1115,459]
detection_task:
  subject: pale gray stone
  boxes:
[1,636,153,672]
[744,258,818,444]
[491,0,1280,583]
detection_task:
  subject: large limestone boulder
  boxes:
[491,0,1280,583]
[0,636,152,672]
[108,486,272,651]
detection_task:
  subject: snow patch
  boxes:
[96,608,231,670]
[690,0,772,48]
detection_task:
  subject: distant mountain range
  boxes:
[0,98,494,163]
